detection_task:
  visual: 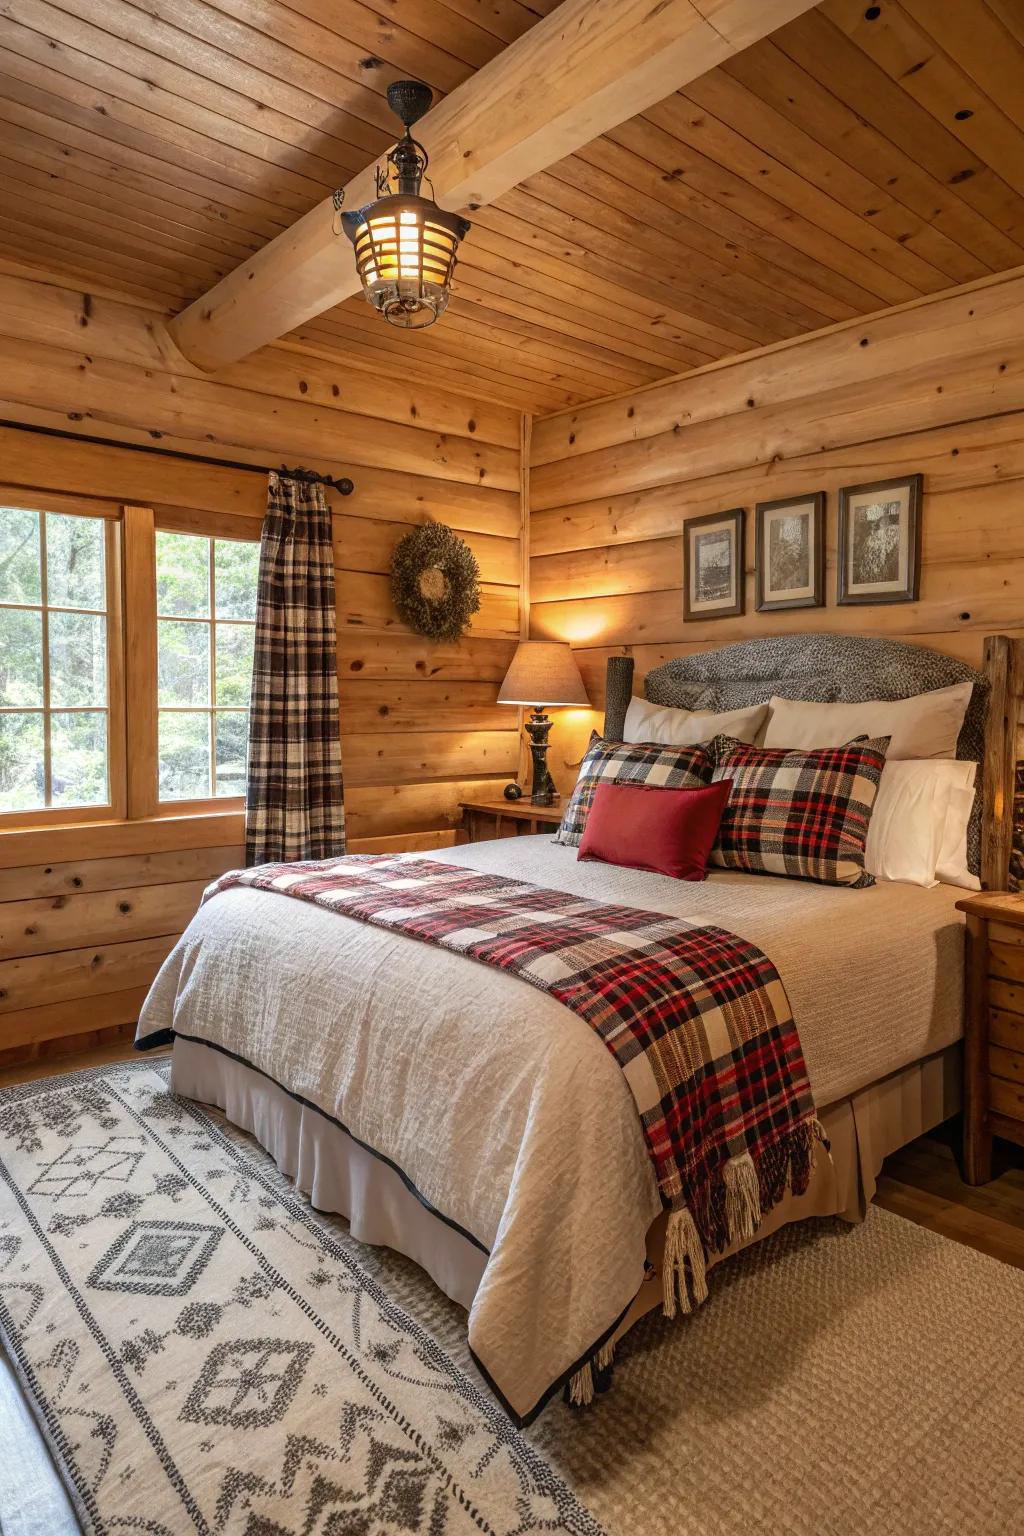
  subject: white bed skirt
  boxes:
[171,1038,489,1310]
[171,1036,962,1323]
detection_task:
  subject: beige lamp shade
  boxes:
[497,641,589,707]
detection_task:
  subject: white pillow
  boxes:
[623,695,768,747]
[864,759,977,888]
[937,782,981,891]
[763,681,973,760]
[864,763,945,887]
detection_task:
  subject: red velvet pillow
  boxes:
[577,779,732,882]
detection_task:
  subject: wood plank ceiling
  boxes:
[0,0,1022,415]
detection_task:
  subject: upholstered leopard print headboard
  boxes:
[603,632,1011,885]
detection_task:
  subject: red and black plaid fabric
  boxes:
[245,473,346,867]
[204,855,821,1260]
[554,732,713,848]
[710,733,889,888]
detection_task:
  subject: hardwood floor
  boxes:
[3,1041,1023,1272]
[0,1036,168,1088]
[876,1123,1024,1271]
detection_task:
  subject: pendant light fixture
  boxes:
[340,80,470,330]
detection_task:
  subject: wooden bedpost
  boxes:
[981,635,1024,893]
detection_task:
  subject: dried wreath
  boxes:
[390,522,481,641]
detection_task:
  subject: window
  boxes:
[0,502,259,827]
[0,507,117,816]
[156,532,260,802]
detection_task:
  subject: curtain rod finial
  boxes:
[278,464,355,496]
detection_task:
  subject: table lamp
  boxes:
[497,640,589,805]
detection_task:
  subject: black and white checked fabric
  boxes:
[245,473,345,866]
[554,732,713,848]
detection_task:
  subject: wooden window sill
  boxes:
[0,808,245,868]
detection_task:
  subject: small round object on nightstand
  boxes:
[503,783,523,801]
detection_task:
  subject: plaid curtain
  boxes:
[245,472,345,865]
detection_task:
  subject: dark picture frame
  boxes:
[683,508,745,621]
[837,474,922,606]
[755,492,825,612]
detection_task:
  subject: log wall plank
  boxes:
[0,846,243,903]
[0,880,209,961]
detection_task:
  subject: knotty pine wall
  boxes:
[0,262,524,1066]
[529,268,1024,795]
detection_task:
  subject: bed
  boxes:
[135,632,1024,1428]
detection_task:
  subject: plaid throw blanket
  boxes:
[204,855,824,1390]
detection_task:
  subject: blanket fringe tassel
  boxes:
[566,1339,616,1409]
[662,1203,708,1319]
[724,1149,762,1245]
[663,1123,829,1322]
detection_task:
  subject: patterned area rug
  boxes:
[0,1062,602,1536]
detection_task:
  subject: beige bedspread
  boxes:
[136,836,965,1423]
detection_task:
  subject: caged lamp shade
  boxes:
[498,642,589,806]
[345,197,467,330]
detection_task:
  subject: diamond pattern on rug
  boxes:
[88,1219,222,1296]
[182,1336,313,1427]
[28,1137,144,1200]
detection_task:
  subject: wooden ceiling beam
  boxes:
[168,0,820,373]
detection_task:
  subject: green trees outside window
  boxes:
[0,509,260,819]
[156,532,260,801]
[0,508,110,813]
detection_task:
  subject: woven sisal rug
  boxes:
[358,1139,1024,1536]
[0,1062,602,1536]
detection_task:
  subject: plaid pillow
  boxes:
[554,732,713,848]
[710,734,889,888]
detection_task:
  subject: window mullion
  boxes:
[123,504,159,819]
[208,537,216,797]
[39,512,52,807]
[104,516,127,820]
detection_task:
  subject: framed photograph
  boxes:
[755,492,825,612]
[683,508,744,621]
[838,475,922,605]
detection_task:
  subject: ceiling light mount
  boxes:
[386,78,433,131]
[339,79,470,330]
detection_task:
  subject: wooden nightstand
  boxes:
[459,799,563,842]
[957,891,1024,1184]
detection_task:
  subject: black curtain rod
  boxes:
[0,418,355,496]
